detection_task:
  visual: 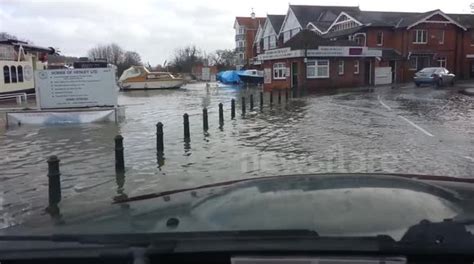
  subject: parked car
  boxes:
[413,67,455,87]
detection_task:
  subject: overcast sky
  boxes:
[1,0,473,65]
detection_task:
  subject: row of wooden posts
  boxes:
[45,89,291,214]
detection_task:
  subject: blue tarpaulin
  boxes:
[217,70,243,84]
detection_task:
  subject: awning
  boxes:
[370,48,404,61]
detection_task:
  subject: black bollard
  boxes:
[218,103,224,126]
[231,99,236,119]
[47,155,61,210]
[115,135,125,173]
[203,108,209,131]
[278,90,282,104]
[241,97,246,116]
[183,113,190,140]
[156,122,164,153]
[260,91,263,111]
[250,94,254,111]
[270,91,273,106]
[285,89,289,102]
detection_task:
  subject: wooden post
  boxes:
[203,108,209,131]
[47,155,61,211]
[278,90,281,104]
[250,94,254,111]
[241,97,246,116]
[183,113,190,139]
[285,89,289,102]
[115,135,125,173]
[260,91,263,111]
[231,99,236,119]
[270,91,273,106]
[156,122,164,153]
[218,103,224,126]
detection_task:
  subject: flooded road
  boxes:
[1,83,473,228]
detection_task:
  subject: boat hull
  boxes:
[238,74,263,85]
[120,80,185,90]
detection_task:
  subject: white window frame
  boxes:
[409,56,418,70]
[437,57,447,68]
[354,60,360,74]
[376,32,383,46]
[338,60,344,75]
[269,36,276,49]
[413,30,427,44]
[307,60,330,79]
[238,26,245,35]
[439,30,445,44]
[273,62,286,80]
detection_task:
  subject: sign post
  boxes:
[35,68,117,109]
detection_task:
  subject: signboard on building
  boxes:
[258,48,305,61]
[35,68,118,109]
[264,68,272,84]
[374,67,392,85]
[202,67,211,81]
[307,46,382,57]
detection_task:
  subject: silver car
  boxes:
[413,67,455,87]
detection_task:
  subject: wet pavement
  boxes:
[1,82,473,228]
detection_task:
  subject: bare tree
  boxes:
[0,32,17,40]
[87,43,124,66]
[209,49,236,71]
[169,45,204,73]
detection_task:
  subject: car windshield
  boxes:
[0,0,473,250]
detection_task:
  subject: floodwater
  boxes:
[1,83,473,228]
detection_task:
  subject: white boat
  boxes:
[119,66,185,90]
[0,39,56,95]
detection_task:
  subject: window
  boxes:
[338,60,344,75]
[354,60,360,74]
[17,66,23,82]
[354,35,365,46]
[437,57,447,68]
[238,26,245,34]
[10,66,17,83]
[273,62,286,79]
[239,53,244,59]
[269,36,276,49]
[438,30,445,44]
[376,32,383,46]
[413,30,427,44]
[256,42,261,54]
[307,60,329,79]
[409,56,418,70]
[263,36,269,50]
[3,65,10,83]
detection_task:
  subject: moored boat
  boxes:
[237,69,264,85]
[119,66,185,90]
[0,38,57,95]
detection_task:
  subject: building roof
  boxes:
[267,15,286,34]
[289,5,361,30]
[370,48,404,60]
[322,26,365,39]
[235,16,266,29]
[284,29,357,50]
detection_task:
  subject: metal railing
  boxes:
[0,92,28,105]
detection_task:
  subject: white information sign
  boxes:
[374,67,393,85]
[264,68,272,84]
[257,48,304,61]
[35,68,118,109]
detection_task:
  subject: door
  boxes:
[470,61,474,79]
[389,61,396,83]
[364,60,371,85]
[417,56,430,71]
[291,62,298,89]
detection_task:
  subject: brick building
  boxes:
[251,5,474,91]
[233,15,266,69]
